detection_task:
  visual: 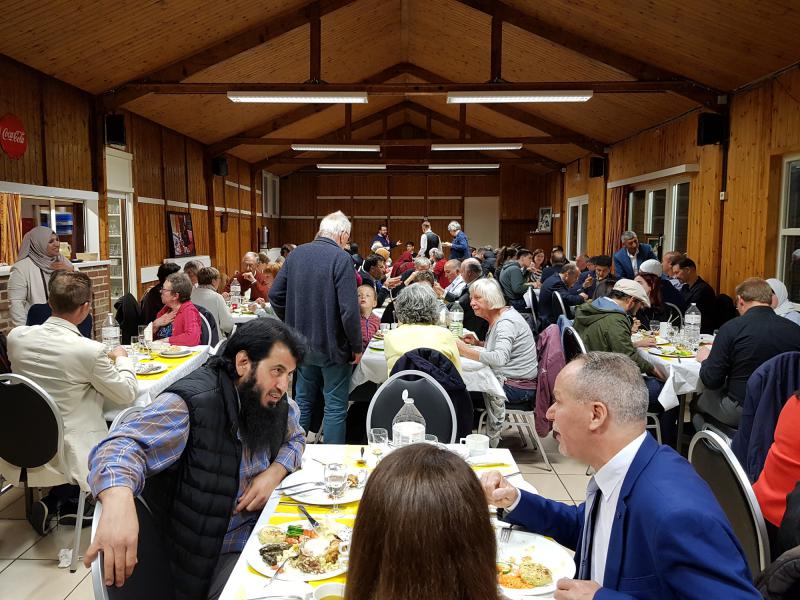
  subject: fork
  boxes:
[277,480,324,492]
[499,525,513,544]
[263,552,299,589]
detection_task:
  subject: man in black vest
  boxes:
[84,319,306,600]
[417,219,440,258]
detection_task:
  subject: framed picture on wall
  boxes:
[167,211,196,258]
[537,207,552,233]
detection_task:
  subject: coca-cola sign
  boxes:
[0,114,27,159]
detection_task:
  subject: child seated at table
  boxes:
[358,284,381,348]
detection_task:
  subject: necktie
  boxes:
[578,477,601,580]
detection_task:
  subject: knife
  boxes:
[296,504,320,532]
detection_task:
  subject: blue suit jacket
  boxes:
[613,244,657,279]
[503,435,759,599]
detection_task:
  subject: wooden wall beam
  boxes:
[309,2,321,82]
[491,12,503,81]
[260,157,538,165]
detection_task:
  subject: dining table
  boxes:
[218,443,543,600]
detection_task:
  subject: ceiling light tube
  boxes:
[316,164,387,170]
[292,144,381,152]
[228,91,369,104]
[431,143,523,151]
[446,90,593,103]
[428,164,500,170]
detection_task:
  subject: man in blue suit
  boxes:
[482,352,759,600]
[613,231,657,279]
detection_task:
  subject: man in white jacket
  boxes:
[3,270,138,534]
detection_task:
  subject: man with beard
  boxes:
[83,318,306,600]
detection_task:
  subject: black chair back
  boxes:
[0,331,10,374]
[91,497,176,600]
[366,370,457,443]
[552,291,567,320]
[561,326,587,363]
[0,374,62,470]
[27,303,94,338]
[194,305,219,347]
[688,430,770,576]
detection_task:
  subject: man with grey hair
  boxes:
[539,263,588,327]
[441,220,470,260]
[613,230,657,279]
[442,259,465,301]
[225,251,269,301]
[481,352,760,600]
[270,210,361,444]
[451,257,489,340]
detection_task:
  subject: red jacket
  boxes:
[225,271,269,301]
[534,324,565,437]
[433,258,448,288]
[155,301,202,346]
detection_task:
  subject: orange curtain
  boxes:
[604,186,628,256]
[0,192,23,265]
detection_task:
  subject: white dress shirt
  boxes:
[444,274,466,297]
[590,432,647,584]
[419,232,428,257]
[628,252,638,275]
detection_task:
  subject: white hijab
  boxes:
[767,278,800,316]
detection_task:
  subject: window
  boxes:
[778,156,800,302]
[566,195,588,259]
[262,171,280,218]
[20,196,86,258]
[627,178,690,255]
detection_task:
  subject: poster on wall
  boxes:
[0,114,27,159]
[536,207,552,233]
[167,212,196,258]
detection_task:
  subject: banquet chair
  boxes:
[560,326,587,363]
[0,373,89,572]
[663,302,683,328]
[109,406,144,433]
[27,302,94,338]
[688,429,771,576]
[194,305,219,347]
[90,497,176,600]
[366,370,457,443]
[552,291,568,321]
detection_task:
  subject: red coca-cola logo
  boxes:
[0,114,27,159]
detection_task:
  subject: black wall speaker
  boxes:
[212,156,229,177]
[105,114,126,146]
[697,113,728,146]
[589,156,606,178]
[220,212,229,233]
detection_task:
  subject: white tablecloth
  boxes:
[103,345,211,421]
[638,348,703,410]
[219,444,528,600]
[351,343,508,445]
[231,312,257,324]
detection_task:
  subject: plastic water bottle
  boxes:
[448,303,464,338]
[685,303,702,350]
[230,277,242,309]
[391,390,426,447]
[101,312,121,351]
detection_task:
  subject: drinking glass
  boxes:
[324,462,348,514]
[138,325,146,342]
[649,320,660,337]
[130,336,140,357]
[368,428,389,463]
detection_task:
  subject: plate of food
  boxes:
[279,469,366,506]
[495,526,575,597]
[246,519,351,581]
[632,332,668,345]
[372,329,386,340]
[648,345,695,358]
[158,345,192,358]
[135,363,168,375]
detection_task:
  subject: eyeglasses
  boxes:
[161,287,175,294]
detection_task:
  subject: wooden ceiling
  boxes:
[0,0,798,174]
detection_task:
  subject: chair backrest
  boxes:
[0,373,64,470]
[561,326,587,363]
[198,312,211,345]
[366,370,458,443]
[663,302,683,327]
[114,294,142,344]
[552,290,567,320]
[91,497,176,600]
[109,406,144,433]
[688,429,771,575]
[26,303,93,338]
[194,304,219,347]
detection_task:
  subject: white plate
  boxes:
[280,468,364,506]
[369,340,384,350]
[495,524,576,597]
[648,345,696,358]
[631,334,668,345]
[158,348,192,358]
[245,519,351,581]
[135,363,168,375]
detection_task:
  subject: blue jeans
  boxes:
[295,351,352,444]
[503,384,536,409]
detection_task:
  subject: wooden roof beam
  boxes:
[102,0,358,109]
[260,157,541,166]
[455,0,724,109]
[223,135,581,146]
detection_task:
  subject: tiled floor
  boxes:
[0,432,587,600]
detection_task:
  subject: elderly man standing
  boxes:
[481,352,760,600]
[3,270,138,535]
[613,230,658,279]
[270,211,362,443]
[225,251,269,301]
[441,220,470,260]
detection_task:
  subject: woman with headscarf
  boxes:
[8,227,73,326]
[767,278,800,326]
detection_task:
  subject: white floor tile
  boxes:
[20,522,92,560]
[0,520,41,559]
[557,473,593,503]
[0,487,23,512]
[0,560,11,575]
[522,473,572,501]
[0,559,88,600]
[0,497,26,520]
[65,571,94,600]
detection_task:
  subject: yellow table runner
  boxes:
[135,351,200,380]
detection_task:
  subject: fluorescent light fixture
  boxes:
[431,143,523,151]
[446,90,593,103]
[227,91,369,104]
[292,144,381,152]
[316,164,387,170]
[428,164,500,170]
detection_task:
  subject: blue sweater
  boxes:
[269,236,362,363]
[449,230,470,260]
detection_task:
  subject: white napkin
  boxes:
[144,322,153,342]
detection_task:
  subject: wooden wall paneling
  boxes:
[427,174,463,198]
[318,174,353,198]
[42,77,92,190]
[129,114,164,199]
[545,171,566,251]
[350,196,384,217]
[237,158,249,188]
[213,175,225,208]
[190,208,209,256]
[428,196,464,219]
[389,175,426,216]
[240,186,253,250]
[186,139,206,204]
[387,219,421,259]
[318,196,353,219]
[135,202,167,270]
[225,178,239,211]
[352,174,388,199]
[389,174,426,198]
[280,174,316,216]
[0,57,44,185]
[225,215,241,277]
[161,128,186,204]
[213,213,226,273]
[352,218,386,258]
[464,174,500,197]
[585,174,606,256]
[280,218,316,247]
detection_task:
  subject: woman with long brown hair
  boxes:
[345,444,499,600]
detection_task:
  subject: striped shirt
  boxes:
[360,314,381,348]
[88,392,305,553]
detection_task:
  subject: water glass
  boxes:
[649,320,660,337]
[323,462,348,513]
[368,428,389,463]
[138,325,146,341]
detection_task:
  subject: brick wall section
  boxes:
[0,265,111,340]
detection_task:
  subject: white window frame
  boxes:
[566,194,588,259]
[627,176,691,251]
[262,171,280,218]
[777,153,800,279]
